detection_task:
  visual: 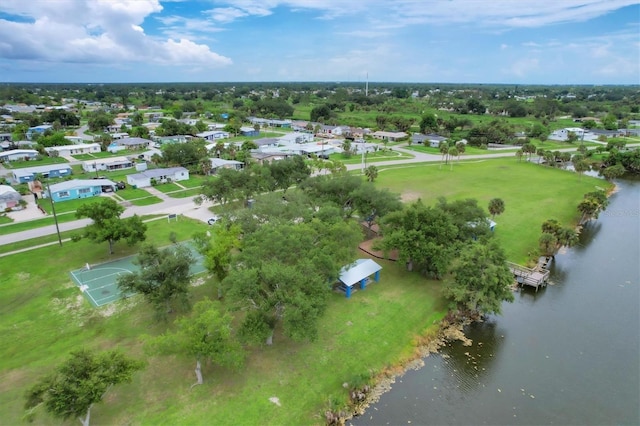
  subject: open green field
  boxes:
[166,187,201,198]
[0,218,446,425]
[374,158,612,264]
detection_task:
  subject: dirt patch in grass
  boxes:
[400,190,422,202]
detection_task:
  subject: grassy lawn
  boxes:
[0,215,13,225]
[116,187,153,201]
[3,157,69,169]
[166,188,201,198]
[180,175,208,188]
[0,215,447,425]
[128,196,163,206]
[374,157,612,265]
[72,150,139,160]
[37,196,104,214]
[0,212,79,236]
[153,183,183,193]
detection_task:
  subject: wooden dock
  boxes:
[507,258,552,292]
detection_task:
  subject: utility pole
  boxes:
[46,181,63,246]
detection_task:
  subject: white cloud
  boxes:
[206,0,637,28]
[0,0,231,68]
[505,58,540,78]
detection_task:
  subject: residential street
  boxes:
[2,142,637,248]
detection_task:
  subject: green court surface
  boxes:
[69,242,207,307]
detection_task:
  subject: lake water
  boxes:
[352,178,640,425]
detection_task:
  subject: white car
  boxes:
[207,215,220,225]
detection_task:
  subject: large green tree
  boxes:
[117,243,195,315]
[223,218,361,345]
[146,298,244,387]
[24,350,144,426]
[351,183,403,229]
[382,200,458,278]
[444,240,515,316]
[75,198,146,254]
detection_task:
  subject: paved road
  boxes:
[0,195,215,247]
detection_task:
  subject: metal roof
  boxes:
[49,179,116,192]
[338,259,382,287]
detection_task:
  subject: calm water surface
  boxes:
[352,179,640,426]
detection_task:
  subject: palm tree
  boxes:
[364,165,379,182]
[199,158,212,176]
[515,149,523,162]
[439,141,449,164]
[488,198,505,218]
[448,147,458,170]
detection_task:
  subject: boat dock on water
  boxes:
[508,256,552,291]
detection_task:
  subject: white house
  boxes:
[207,123,226,131]
[371,131,408,142]
[196,130,230,141]
[45,143,101,157]
[82,156,135,172]
[0,149,38,162]
[278,132,314,144]
[126,167,189,188]
[549,127,587,141]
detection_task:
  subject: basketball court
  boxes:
[69,242,207,307]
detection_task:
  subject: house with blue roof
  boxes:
[26,125,53,140]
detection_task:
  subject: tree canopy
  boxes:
[222,217,361,345]
[444,240,515,316]
[24,349,143,426]
[382,200,459,278]
[75,198,146,254]
[117,243,195,316]
[145,298,244,387]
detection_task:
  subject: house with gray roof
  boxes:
[45,143,100,157]
[82,156,135,173]
[0,185,23,211]
[12,164,73,183]
[0,149,38,162]
[412,133,448,147]
[126,167,189,188]
[208,158,244,174]
[114,137,153,150]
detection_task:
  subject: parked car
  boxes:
[207,215,220,225]
[116,181,126,190]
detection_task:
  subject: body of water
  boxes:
[352,178,640,425]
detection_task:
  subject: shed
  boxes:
[337,259,382,298]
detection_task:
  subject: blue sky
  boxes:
[0,0,638,84]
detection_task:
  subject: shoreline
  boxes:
[338,315,474,424]
[337,184,621,424]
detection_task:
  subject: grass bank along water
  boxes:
[0,158,607,424]
[374,158,612,264]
